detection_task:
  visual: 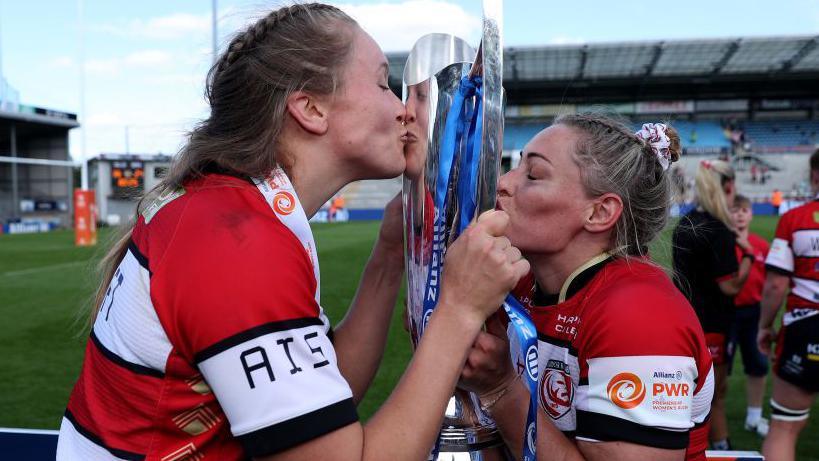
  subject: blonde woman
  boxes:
[672,159,753,450]
[459,116,714,461]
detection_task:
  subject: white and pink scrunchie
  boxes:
[635,123,672,171]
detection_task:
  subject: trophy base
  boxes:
[430,392,515,461]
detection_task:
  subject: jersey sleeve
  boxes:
[152,194,357,457]
[766,212,794,274]
[574,281,714,449]
[709,224,739,283]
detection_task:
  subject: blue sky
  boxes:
[1,0,817,161]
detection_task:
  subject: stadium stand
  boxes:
[742,120,819,148]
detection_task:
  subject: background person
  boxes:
[729,194,770,436]
[758,149,819,461]
[56,4,528,461]
[673,159,753,451]
[459,117,714,461]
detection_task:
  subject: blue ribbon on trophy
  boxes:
[420,75,482,335]
[504,294,538,461]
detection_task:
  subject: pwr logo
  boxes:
[272,191,296,215]
[607,372,646,409]
[652,382,690,397]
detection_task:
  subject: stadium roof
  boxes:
[387,35,819,104]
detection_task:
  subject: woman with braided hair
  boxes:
[57,4,527,460]
[458,114,715,460]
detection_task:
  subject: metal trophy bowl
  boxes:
[402,1,507,459]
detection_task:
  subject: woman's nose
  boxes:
[404,100,416,124]
[497,171,513,197]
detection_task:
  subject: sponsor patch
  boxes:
[540,359,574,419]
[606,372,645,409]
[587,356,697,429]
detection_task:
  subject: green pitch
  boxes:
[0,215,816,458]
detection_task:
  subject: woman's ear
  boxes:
[584,193,623,234]
[285,90,329,135]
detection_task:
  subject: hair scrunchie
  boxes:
[635,123,671,171]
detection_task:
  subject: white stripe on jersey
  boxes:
[197,322,353,437]
[533,340,580,432]
[691,364,714,424]
[783,308,819,327]
[92,248,172,374]
[793,230,819,257]
[585,356,699,431]
[792,277,819,305]
[56,417,132,461]
[767,238,794,273]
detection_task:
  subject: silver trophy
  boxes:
[402,1,507,459]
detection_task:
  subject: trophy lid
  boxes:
[402,33,475,86]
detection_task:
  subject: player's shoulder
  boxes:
[137,174,307,268]
[586,259,697,324]
[780,200,819,229]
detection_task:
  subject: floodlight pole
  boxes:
[78,0,88,190]
[0,0,4,86]
[212,0,218,64]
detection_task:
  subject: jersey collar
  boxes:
[532,253,613,305]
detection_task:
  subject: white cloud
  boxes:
[95,13,211,40]
[335,0,482,52]
[50,56,74,68]
[85,58,120,76]
[546,36,586,45]
[123,50,173,67]
[86,112,124,127]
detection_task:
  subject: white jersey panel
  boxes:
[536,340,580,432]
[691,365,714,424]
[56,417,129,461]
[792,277,819,305]
[792,230,819,258]
[766,238,794,272]
[92,248,172,373]
[197,321,353,437]
[585,355,698,431]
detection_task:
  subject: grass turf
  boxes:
[0,215,817,458]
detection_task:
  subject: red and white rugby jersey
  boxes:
[57,173,357,461]
[511,256,714,461]
[766,198,819,324]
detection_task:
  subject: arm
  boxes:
[261,301,485,461]
[757,271,790,355]
[716,230,754,296]
[576,440,683,461]
[256,210,530,461]
[458,316,531,458]
[333,195,404,402]
[717,255,752,296]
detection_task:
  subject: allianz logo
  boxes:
[653,371,682,380]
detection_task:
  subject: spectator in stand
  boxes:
[729,194,770,437]
[751,164,758,184]
[673,159,753,451]
[771,188,783,215]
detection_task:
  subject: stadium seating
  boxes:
[741,120,819,147]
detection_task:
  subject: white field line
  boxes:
[1,261,88,277]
